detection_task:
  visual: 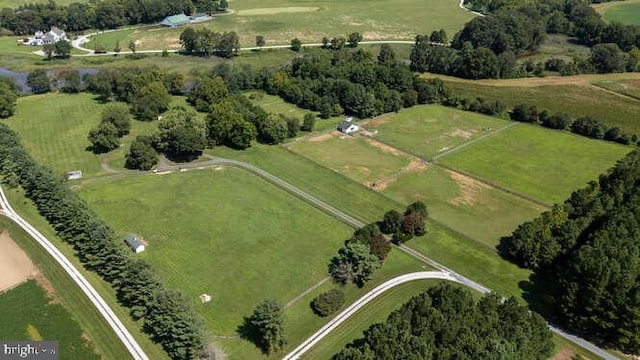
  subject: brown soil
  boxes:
[448,170,489,206]
[404,159,428,173]
[34,273,61,304]
[0,231,38,293]
[307,132,336,143]
[365,138,404,156]
[550,348,580,360]
[369,176,397,191]
[362,114,393,128]
[448,128,474,139]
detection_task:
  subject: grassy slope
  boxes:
[79,168,354,334]
[441,77,640,135]
[90,0,473,50]
[440,124,631,204]
[0,280,99,359]
[593,78,640,100]
[601,1,640,25]
[4,190,170,359]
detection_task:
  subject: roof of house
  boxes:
[49,26,65,36]
[125,234,144,249]
[161,14,190,26]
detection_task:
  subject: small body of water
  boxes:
[0,67,98,93]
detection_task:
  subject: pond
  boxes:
[0,67,98,93]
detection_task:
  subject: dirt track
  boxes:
[0,231,37,293]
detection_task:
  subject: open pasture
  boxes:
[439,74,640,135]
[439,124,631,205]
[78,167,353,334]
[0,280,99,359]
[599,0,640,25]
[90,0,474,50]
[363,104,511,160]
[593,78,640,100]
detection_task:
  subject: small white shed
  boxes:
[125,234,145,254]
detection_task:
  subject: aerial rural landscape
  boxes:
[0,0,639,359]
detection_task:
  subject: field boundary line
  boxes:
[432,122,519,161]
[590,83,640,103]
[285,277,330,308]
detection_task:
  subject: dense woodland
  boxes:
[411,0,640,78]
[0,0,227,34]
[332,283,554,359]
[499,151,640,353]
[0,124,206,359]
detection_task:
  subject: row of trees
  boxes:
[0,0,227,35]
[0,77,18,118]
[498,151,640,353]
[179,28,239,58]
[0,124,206,359]
[333,283,554,359]
[328,202,427,287]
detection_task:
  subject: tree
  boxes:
[429,28,448,44]
[311,289,344,317]
[591,43,626,73]
[347,32,363,48]
[163,72,185,95]
[377,44,396,66]
[255,35,265,48]
[328,242,381,286]
[26,69,50,94]
[43,43,56,60]
[401,211,426,237]
[510,104,539,123]
[405,201,427,217]
[330,37,346,50]
[257,114,288,144]
[290,38,302,51]
[130,81,171,120]
[285,116,300,138]
[0,79,18,118]
[380,210,402,234]
[114,40,122,55]
[156,107,207,161]
[302,113,316,131]
[239,299,287,355]
[179,27,199,53]
[88,122,120,153]
[100,103,131,136]
[54,40,72,58]
[187,76,230,112]
[128,40,136,54]
[125,135,158,170]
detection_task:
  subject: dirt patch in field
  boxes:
[448,171,490,206]
[0,232,37,293]
[550,348,580,360]
[237,7,319,16]
[34,273,60,304]
[307,132,336,143]
[365,138,404,156]
[447,128,474,139]
[404,159,428,173]
[370,176,397,191]
[362,114,393,128]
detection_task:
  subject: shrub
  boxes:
[311,289,345,317]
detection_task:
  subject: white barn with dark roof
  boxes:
[125,234,145,253]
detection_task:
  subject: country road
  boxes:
[0,185,149,360]
[156,156,617,359]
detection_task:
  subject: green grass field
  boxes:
[89,0,474,50]
[0,280,99,359]
[440,124,631,204]
[593,78,640,100]
[78,168,354,334]
[442,77,640,135]
[364,104,511,160]
[0,0,83,7]
[601,1,640,25]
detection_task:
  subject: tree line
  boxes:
[410,0,640,79]
[0,77,18,118]
[0,0,227,35]
[332,283,554,359]
[498,151,640,354]
[0,124,207,359]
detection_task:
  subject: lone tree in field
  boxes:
[239,299,287,355]
[125,135,158,170]
[128,40,136,54]
[255,35,265,48]
[87,122,120,153]
[311,289,344,317]
[290,38,302,51]
[347,32,363,48]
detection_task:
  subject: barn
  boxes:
[125,234,145,254]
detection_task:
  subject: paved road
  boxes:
[158,157,617,360]
[283,271,460,360]
[0,185,149,360]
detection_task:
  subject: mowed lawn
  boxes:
[600,0,640,25]
[78,168,353,334]
[288,133,414,186]
[90,0,474,50]
[0,280,99,359]
[444,79,640,135]
[440,124,631,204]
[364,105,511,159]
[381,165,545,247]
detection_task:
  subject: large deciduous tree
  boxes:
[125,135,158,170]
[131,81,171,120]
[328,242,381,286]
[240,299,287,355]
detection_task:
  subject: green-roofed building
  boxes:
[160,13,190,27]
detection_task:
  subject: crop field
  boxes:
[0,280,99,359]
[89,0,474,50]
[439,74,640,135]
[599,0,640,25]
[439,124,630,204]
[78,168,355,334]
[363,105,511,160]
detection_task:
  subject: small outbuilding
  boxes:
[338,117,359,134]
[125,234,145,254]
[66,170,83,180]
[160,14,190,27]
